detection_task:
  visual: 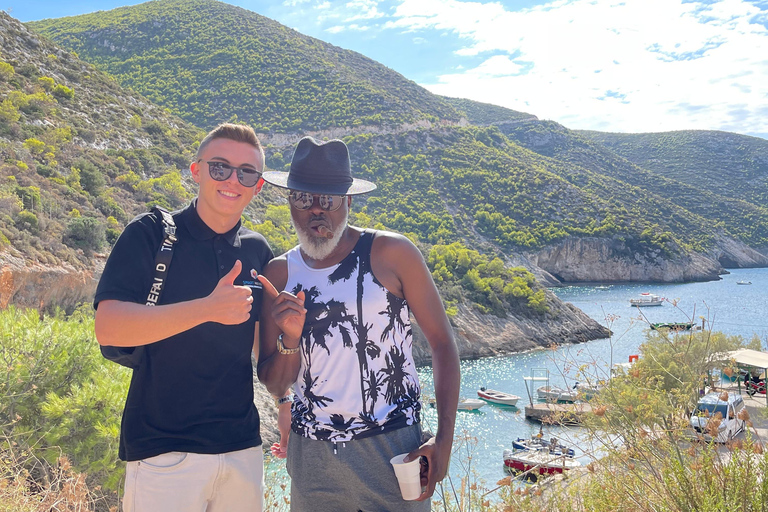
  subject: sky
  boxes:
[4,0,768,139]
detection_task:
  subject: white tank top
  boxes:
[285,230,422,442]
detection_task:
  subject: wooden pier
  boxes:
[524,402,592,425]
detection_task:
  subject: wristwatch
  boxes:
[276,333,300,355]
[274,395,292,407]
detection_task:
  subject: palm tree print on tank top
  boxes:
[286,230,421,442]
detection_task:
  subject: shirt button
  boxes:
[220,265,225,270]
[218,249,222,254]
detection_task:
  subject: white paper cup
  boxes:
[390,453,422,501]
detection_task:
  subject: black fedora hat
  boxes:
[262,136,376,196]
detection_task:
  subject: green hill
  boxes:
[499,121,768,250]
[578,129,768,210]
[441,96,536,126]
[0,11,204,268]
[19,0,768,281]
[30,0,462,133]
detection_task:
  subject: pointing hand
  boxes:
[257,274,306,341]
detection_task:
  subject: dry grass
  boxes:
[0,443,114,512]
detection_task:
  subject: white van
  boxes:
[690,392,746,443]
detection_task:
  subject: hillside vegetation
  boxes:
[579,129,768,217]
[1,10,558,318]
[501,120,768,250]
[15,0,768,282]
[30,0,463,133]
[0,11,204,268]
[441,96,536,126]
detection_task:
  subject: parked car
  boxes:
[690,392,746,443]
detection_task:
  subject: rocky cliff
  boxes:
[708,236,768,268]
[411,292,610,365]
[528,237,726,283]
[0,252,100,311]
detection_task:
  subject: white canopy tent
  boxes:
[724,349,768,405]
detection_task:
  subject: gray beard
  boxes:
[291,209,348,261]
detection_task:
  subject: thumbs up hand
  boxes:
[205,260,253,325]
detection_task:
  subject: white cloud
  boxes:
[282,0,311,5]
[344,0,386,21]
[327,23,371,33]
[387,0,768,135]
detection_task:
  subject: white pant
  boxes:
[122,446,264,512]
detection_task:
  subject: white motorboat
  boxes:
[503,448,581,476]
[629,293,664,307]
[477,387,520,406]
[737,281,752,285]
[512,435,575,457]
[457,398,485,411]
[537,385,579,402]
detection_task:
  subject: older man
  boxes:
[257,136,460,512]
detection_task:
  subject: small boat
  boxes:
[477,387,520,406]
[503,448,581,476]
[457,398,485,411]
[512,435,575,457]
[737,281,752,285]
[650,322,693,331]
[573,381,602,399]
[630,293,664,307]
[537,385,579,402]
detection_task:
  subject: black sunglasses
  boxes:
[288,190,346,212]
[204,160,262,187]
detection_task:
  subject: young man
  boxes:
[94,124,273,511]
[257,136,460,511]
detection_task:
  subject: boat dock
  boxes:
[524,402,592,425]
[523,370,592,425]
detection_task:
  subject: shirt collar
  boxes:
[181,199,242,247]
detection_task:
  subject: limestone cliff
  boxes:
[0,252,100,311]
[708,236,768,268]
[411,294,609,366]
[528,237,726,283]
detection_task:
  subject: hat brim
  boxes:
[261,171,377,196]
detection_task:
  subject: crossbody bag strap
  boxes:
[145,206,177,306]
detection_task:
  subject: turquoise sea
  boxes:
[417,267,768,491]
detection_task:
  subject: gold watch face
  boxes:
[277,334,299,354]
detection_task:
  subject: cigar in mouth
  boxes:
[317,225,333,239]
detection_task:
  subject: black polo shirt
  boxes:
[94,200,273,461]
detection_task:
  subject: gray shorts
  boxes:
[286,424,431,512]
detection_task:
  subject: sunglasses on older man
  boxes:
[288,190,346,212]
[204,160,262,187]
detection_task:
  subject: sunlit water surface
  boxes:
[418,267,768,490]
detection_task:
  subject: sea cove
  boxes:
[418,267,768,490]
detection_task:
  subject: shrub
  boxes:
[63,216,105,253]
[14,210,39,235]
[77,161,106,196]
[38,76,55,91]
[0,306,129,494]
[105,227,121,246]
[51,84,74,100]
[22,138,47,156]
[0,60,14,80]
[0,98,21,123]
